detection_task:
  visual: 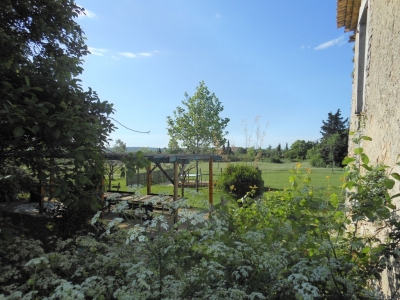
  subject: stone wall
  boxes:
[350,0,400,174]
[349,0,400,297]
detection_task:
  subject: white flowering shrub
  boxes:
[2,138,400,299]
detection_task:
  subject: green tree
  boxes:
[112,139,127,153]
[320,109,349,166]
[326,133,341,173]
[286,140,315,161]
[166,81,229,154]
[276,143,282,157]
[166,81,229,190]
[0,0,115,213]
[104,139,127,190]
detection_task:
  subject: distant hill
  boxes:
[126,147,160,153]
[105,147,163,153]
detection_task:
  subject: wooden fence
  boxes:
[126,168,224,187]
[126,169,174,186]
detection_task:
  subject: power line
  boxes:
[108,117,150,134]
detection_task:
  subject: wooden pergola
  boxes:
[102,153,223,206]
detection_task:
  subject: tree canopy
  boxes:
[286,140,315,161]
[319,109,349,166]
[0,0,115,210]
[166,81,230,154]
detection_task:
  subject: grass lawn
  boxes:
[106,160,345,208]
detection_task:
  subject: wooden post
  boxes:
[101,177,105,202]
[146,164,152,195]
[173,161,179,224]
[173,161,178,200]
[39,182,45,215]
[209,158,213,206]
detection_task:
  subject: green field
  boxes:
[106,160,345,207]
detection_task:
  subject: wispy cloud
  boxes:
[314,35,345,50]
[300,45,311,50]
[119,51,158,58]
[77,5,97,18]
[119,52,137,58]
[88,47,107,56]
[215,13,222,18]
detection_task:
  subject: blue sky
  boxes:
[76,0,353,149]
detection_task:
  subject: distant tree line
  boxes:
[161,109,348,168]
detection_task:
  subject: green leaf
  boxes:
[345,181,354,190]
[47,121,56,128]
[361,136,372,141]
[13,127,25,137]
[391,173,400,181]
[330,193,339,209]
[52,128,61,139]
[5,59,13,69]
[361,164,373,171]
[60,101,68,109]
[360,246,371,255]
[52,187,61,198]
[383,178,395,189]
[360,153,369,164]
[342,157,356,165]
[24,76,30,86]
[354,147,364,154]
[31,87,43,91]
[1,81,13,89]
[75,152,85,162]
[78,176,87,184]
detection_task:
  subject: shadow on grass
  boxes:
[263,186,283,192]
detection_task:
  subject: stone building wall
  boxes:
[350,0,400,173]
[349,0,400,296]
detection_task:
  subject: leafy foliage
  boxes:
[217,164,264,200]
[0,0,116,213]
[319,109,349,166]
[2,134,400,299]
[286,140,315,161]
[166,81,230,154]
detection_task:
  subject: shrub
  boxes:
[307,147,326,167]
[216,164,264,199]
[262,156,282,163]
[0,164,36,203]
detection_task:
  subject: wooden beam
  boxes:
[155,162,174,184]
[209,158,213,206]
[146,164,152,195]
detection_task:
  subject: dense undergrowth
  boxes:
[1,136,400,299]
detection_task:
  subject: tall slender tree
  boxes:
[320,109,349,166]
[166,81,229,190]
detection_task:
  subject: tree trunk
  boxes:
[196,160,199,192]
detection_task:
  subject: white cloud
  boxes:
[77,5,97,18]
[300,45,311,50]
[88,47,107,56]
[138,52,153,57]
[215,13,222,18]
[119,52,137,58]
[314,35,346,50]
